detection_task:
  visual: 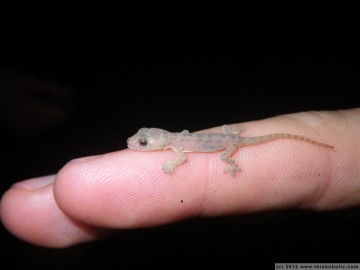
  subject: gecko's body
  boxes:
[127,126,333,177]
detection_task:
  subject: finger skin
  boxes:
[54,143,330,229]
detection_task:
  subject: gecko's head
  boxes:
[127,128,171,151]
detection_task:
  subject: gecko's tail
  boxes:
[242,133,334,149]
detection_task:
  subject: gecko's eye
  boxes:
[139,138,148,147]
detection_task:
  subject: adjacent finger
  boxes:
[0,175,105,248]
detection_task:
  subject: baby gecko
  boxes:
[127,125,333,177]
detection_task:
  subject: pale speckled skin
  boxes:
[127,125,333,177]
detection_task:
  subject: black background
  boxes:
[0,2,358,268]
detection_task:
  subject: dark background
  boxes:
[0,2,358,268]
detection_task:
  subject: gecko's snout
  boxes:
[126,137,133,146]
[126,137,135,146]
[127,136,140,150]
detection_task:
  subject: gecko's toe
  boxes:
[162,162,175,175]
[162,167,173,174]
[223,164,241,177]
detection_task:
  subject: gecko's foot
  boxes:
[223,164,241,177]
[162,161,175,175]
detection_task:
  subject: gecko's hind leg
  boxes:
[222,125,245,135]
[220,144,241,177]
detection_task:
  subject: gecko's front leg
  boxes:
[162,147,187,175]
[220,144,241,177]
